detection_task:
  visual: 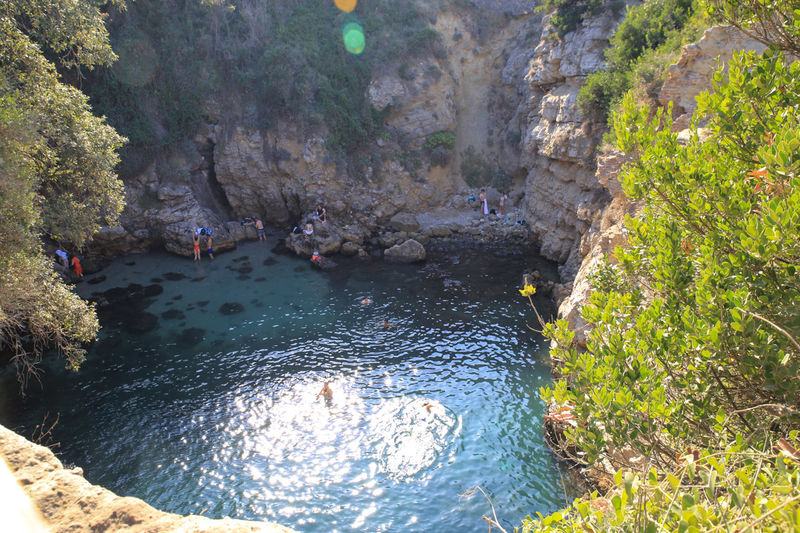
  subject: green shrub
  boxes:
[460,146,494,187]
[425,130,456,150]
[530,47,800,532]
[577,0,702,123]
[536,0,624,37]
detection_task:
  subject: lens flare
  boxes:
[342,22,365,55]
[334,0,357,13]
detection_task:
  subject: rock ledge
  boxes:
[0,424,295,533]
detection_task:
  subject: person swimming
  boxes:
[316,381,333,405]
[361,297,372,305]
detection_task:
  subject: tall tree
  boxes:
[0,0,126,388]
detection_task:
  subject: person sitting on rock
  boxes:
[314,204,327,224]
[303,222,314,237]
[55,249,68,269]
[311,251,321,263]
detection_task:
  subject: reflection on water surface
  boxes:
[1,239,567,532]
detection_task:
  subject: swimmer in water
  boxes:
[361,297,372,305]
[381,318,394,328]
[316,381,333,404]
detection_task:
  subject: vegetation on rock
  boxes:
[0,0,126,386]
[524,2,800,530]
[536,0,624,37]
[578,0,704,124]
[87,0,443,176]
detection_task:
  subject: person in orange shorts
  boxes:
[70,255,83,277]
[192,232,200,261]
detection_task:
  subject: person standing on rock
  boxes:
[192,232,201,261]
[480,189,489,215]
[255,218,266,241]
[70,255,83,278]
[206,235,214,260]
[499,192,507,218]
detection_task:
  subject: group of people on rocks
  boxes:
[54,248,83,278]
[478,188,508,217]
[192,204,328,260]
[192,227,214,261]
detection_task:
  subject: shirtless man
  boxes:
[316,382,333,405]
[254,218,266,241]
[206,235,214,260]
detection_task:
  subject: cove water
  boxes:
[1,237,568,532]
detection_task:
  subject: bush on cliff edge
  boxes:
[524,3,800,530]
[0,1,125,388]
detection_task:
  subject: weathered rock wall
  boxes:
[0,424,294,533]
[555,25,771,347]
[93,3,620,268]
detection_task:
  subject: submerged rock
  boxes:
[143,284,164,297]
[122,312,158,334]
[177,327,205,347]
[218,302,244,315]
[161,309,186,320]
[162,272,187,281]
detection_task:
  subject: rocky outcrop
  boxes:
[511,12,622,265]
[659,25,767,128]
[555,25,771,348]
[0,424,294,533]
[384,239,427,263]
[93,3,620,267]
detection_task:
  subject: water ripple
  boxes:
[1,242,567,532]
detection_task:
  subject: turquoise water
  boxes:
[1,238,567,532]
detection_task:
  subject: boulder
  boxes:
[284,226,342,257]
[389,212,420,232]
[340,242,363,256]
[384,239,426,263]
[0,424,295,533]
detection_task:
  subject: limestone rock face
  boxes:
[659,25,767,125]
[509,10,623,264]
[384,239,426,263]
[0,424,294,533]
[88,5,633,269]
[556,25,766,348]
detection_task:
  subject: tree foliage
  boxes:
[536,0,624,37]
[524,3,800,530]
[0,0,126,387]
[577,0,701,123]
[88,0,440,167]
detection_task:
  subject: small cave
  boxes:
[192,138,233,220]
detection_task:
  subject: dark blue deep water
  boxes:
[1,238,568,532]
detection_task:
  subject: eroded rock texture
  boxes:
[0,424,295,533]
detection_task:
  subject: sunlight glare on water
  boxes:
[0,238,568,532]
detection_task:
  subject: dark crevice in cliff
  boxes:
[192,138,233,219]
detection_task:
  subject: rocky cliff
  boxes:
[91,1,620,273]
[0,424,294,533]
[556,25,770,348]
